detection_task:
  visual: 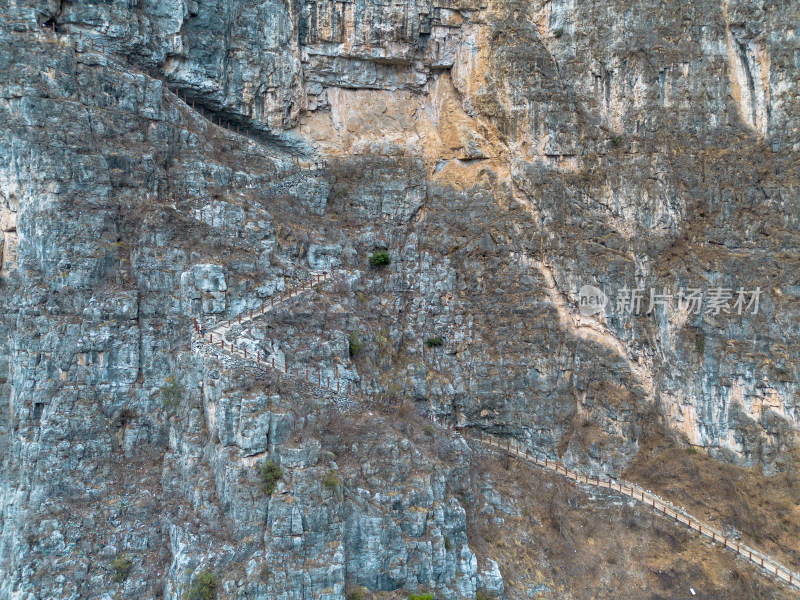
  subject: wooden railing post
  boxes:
[178,266,799,591]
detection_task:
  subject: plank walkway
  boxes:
[194,271,800,592]
[456,425,800,589]
[34,20,800,594]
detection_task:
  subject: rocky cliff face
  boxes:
[1,0,799,598]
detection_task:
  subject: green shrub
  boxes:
[424,425,435,438]
[476,592,496,600]
[687,446,698,455]
[407,594,434,600]
[368,251,391,268]
[323,470,340,490]
[346,586,367,600]
[425,337,443,348]
[161,377,183,411]
[553,27,564,38]
[610,136,623,147]
[260,460,284,495]
[111,553,133,583]
[444,536,452,551]
[184,570,217,600]
[349,332,363,357]
[695,331,705,355]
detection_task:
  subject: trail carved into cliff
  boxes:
[190,265,800,592]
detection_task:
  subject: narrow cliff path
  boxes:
[193,269,380,404]
[35,19,800,595]
[37,24,314,159]
[190,270,800,592]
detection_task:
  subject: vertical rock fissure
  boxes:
[734,38,758,131]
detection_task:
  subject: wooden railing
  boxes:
[192,269,380,402]
[32,22,797,594]
[444,423,800,590]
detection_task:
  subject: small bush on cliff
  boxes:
[425,337,443,348]
[368,251,391,268]
[407,594,434,600]
[111,553,133,582]
[695,330,705,355]
[610,135,623,147]
[184,570,217,600]
[346,586,367,600]
[323,470,340,490]
[260,460,284,495]
[476,592,496,600]
[349,332,363,357]
[161,377,183,412]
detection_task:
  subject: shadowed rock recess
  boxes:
[1,0,799,599]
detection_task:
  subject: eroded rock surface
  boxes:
[1,0,799,598]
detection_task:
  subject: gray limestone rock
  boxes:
[2,0,800,598]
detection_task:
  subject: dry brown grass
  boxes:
[314,398,438,465]
[624,436,800,571]
[461,444,800,600]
